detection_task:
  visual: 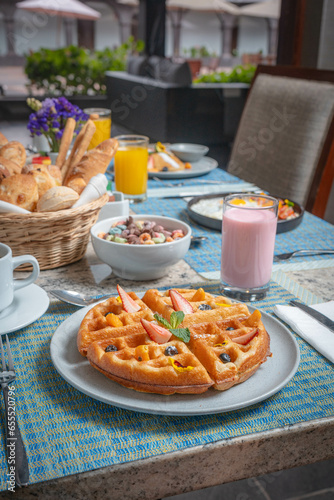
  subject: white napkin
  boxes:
[274,301,334,364]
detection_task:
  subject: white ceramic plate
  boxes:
[148,157,218,180]
[0,284,49,334]
[50,300,300,416]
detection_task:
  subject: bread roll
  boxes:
[0,174,38,211]
[64,138,118,194]
[0,141,26,169]
[22,164,62,197]
[37,186,79,212]
[0,164,10,182]
[0,157,22,175]
[0,132,8,147]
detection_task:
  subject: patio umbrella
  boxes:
[239,0,281,55]
[239,0,281,19]
[16,0,101,45]
[167,0,240,58]
[168,0,239,15]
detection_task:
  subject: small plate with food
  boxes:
[148,142,218,179]
[187,193,304,234]
[50,285,300,416]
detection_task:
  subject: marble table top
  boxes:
[7,242,333,500]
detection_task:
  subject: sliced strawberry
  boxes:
[169,289,194,314]
[140,318,172,344]
[232,328,258,345]
[117,284,141,313]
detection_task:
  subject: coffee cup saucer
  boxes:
[0,284,49,334]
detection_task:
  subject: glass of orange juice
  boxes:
[114,135,149,203]
[84,108,112,150]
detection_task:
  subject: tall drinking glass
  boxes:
[84,108,112,150]
[220,194,278,301]
[114,135,149,203]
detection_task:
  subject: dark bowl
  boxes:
[187,193,305,234]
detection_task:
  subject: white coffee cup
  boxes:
[0,243,40,312]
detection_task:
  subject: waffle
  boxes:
[77,292,154,356]
[87,334,213,395]
[141,287,249,326]
[81,287,271,395]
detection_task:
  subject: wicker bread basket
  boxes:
[0,193,109,271]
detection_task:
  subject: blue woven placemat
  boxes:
[0,281,333,490]
[131,199,334,274]
[106,163,242,190]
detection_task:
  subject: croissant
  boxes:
[64,138,118,194]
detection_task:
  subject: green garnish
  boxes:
[154,311,191,343]
[154,313,171,329]
[170,311,185,328]
[169,328,191,343]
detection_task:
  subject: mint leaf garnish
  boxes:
[154,313,171,329]
[169,311,185,329]
[169,328,191,343]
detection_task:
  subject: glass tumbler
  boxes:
[220,193,278,301]
[114,135,149,203]
[84,108,112,150]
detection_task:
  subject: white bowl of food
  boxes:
[91,214,191,280]
[169,143,209,162]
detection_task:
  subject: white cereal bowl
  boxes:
[169,143,209,162]
[91,214,191,281]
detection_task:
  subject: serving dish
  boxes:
[187,193,304,234]
[50,300,300,416]
[168,143,209,162]
[148,157,218,180]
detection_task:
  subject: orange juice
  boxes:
[84,108,111,150]
[114,135,149,202]
[114,147,148,196]
[88,117,112,149]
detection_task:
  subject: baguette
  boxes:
[61,120,96,183]
[64,138,118,194]
[55,117,76,169]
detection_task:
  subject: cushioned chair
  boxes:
[227,65,334,218]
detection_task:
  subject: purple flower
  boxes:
[27,97,90,152]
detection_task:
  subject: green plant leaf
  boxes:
[169,328,191,343]
[169,311,185,329]
[154,314,171,329]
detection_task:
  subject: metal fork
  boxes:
[0,335,29,487]
[273,249,334,262]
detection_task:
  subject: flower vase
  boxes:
[48,152,58,164]
[32,135,50,154]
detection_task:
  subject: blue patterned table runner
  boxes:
[0,281,333,489]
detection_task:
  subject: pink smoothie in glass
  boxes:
[221,207,277,289]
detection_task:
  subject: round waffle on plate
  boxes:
[79,286,271,396]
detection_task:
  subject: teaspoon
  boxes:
[50,290,113,307]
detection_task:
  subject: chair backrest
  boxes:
[227,65,334,217]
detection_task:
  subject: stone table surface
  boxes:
[4,243,333,500]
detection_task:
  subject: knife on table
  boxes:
[290,300,334,332]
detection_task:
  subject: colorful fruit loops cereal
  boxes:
[97,216,186,245]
